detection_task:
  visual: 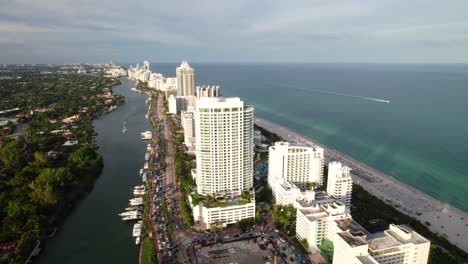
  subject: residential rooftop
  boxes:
[337,231,368,247]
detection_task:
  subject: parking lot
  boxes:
[196,240,281,264]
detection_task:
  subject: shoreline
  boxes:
[254,117,468,252]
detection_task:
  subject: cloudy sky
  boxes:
[1,0,467,63]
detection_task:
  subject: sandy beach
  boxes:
[255,117,468,252]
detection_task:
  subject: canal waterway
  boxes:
[37,77,150,263]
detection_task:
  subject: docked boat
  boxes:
[129,201,144,206]
[134,185,145,190]
[134,190,146,196]
[145,152,150,161]
[142,174,147,182]
[141,131,152,140]
[133,223,142,237]
[122,214,142,222]
[143,162,148,170]
[131,87,138,92]
[146,143,151,151]
[139,169,144,176]
[125,206,141,211]
[119,210,141,217]
[129,197,144,206]
[135,237,141,245]
[130,197,143,202]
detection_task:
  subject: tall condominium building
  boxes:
[194,97,254,196]
[176,61,195,97]
[333,224,430,264]
[143,60,150,71]
[268,142,324,191]
[327,161,353,209]
[192,97,255,228]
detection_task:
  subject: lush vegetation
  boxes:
[141,236,158,264]
[254,124,284,143]
[272,205,297,235]
[352,184,468,264]
[0,70,122,263]
[166,103,195,227]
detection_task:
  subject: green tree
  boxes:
[0,139,25,173]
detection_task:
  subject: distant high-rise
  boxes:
[327,161,353,208]
[196,85,220,99]
[143,61,150,71]
[194,97,254,196]
[176,61,195,97]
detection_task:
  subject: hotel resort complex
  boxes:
[127,60,432,263]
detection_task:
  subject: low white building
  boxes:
[192,202,256,229]
[333,224,430,264]
[368,224,430,264]
[327,161,353,209]
[296,201,351,247]
[273,179,316,206]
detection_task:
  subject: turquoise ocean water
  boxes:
[149,63,468,212]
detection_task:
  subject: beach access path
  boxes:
[255,117,468,252]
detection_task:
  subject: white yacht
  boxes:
[141,131,152,140]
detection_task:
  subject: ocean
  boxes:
[147,62,468,212]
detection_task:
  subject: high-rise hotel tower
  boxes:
[194,97,254,196]
[176,61,195,97]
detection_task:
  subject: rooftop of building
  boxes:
[357,256,379,264]
[337,231,368,247]
[269,141,323,153]
[298,201,347,221]
[296,191,334,208]
[367,224,429,252]
[335,218,369,237]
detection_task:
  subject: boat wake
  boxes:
[315,89,390,103]
[122,121,127,134]
[273,82,390,103]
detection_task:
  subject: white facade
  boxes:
[176,61,195,97]
[327,161,353,209]
[192,202,255,229]
[333,231,376,264]
[181,111,195,147]
[333,224,430,264]
[143,61,150,71]
[273,180,316,206]
[368,225,430,264]
[195,97,254,196]
[296,202,350,246]
[268,142,324,191]
[192,96,255,228]
[168,95,178,114]
[196,85,220,99]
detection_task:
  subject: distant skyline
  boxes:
[1,0,468,64]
